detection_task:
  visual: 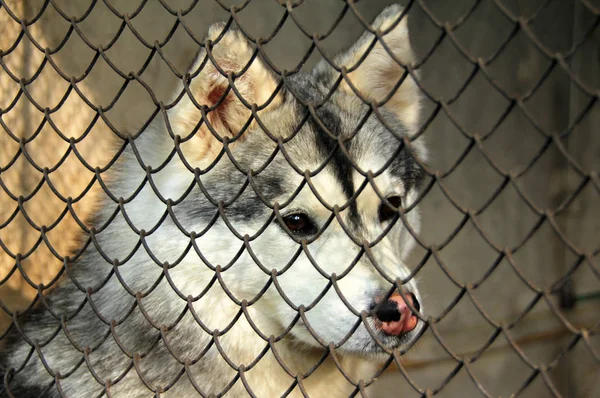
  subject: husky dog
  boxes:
[1,4,427,397]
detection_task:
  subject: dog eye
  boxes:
[281,213,316,235]
[378,196,402,223]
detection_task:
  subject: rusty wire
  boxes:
[0,0,599,397]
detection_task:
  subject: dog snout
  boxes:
[374,292,420,336]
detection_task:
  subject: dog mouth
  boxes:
[371,292,420,337]
[289,291,424,355]
[360,291,423,354]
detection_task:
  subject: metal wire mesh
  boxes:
[0,0,599,397]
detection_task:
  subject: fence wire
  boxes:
[0,0,599,397]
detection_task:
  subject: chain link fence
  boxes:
[0,0,599,397]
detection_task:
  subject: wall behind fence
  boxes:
[1,0,598,397]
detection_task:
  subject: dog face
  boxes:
[124,4,426,358]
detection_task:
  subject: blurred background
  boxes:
[1,0,598,396]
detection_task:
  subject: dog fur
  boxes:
[0,4,427,397]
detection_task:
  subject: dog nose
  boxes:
[375,292,419,336]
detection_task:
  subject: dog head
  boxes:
[139,4,427,357]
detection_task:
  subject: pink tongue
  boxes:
[380,294,418,336]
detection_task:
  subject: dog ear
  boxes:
[170,23,280,164]
[335,5,420,131]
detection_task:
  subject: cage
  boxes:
[0,0,599,396]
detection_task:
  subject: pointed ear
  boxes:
[336,5,420,131]
[170,23,281,164]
